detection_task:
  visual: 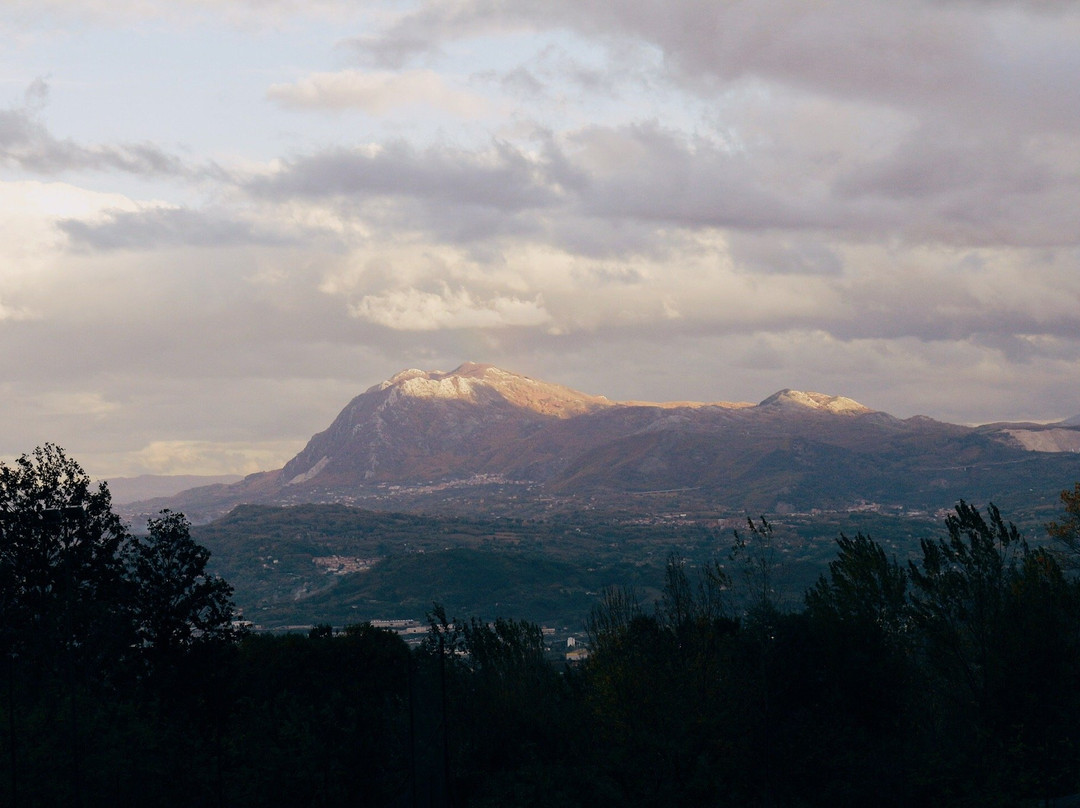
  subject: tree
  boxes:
[657,552,733,638]
[908,501,1023,709]
[581,557,741,806]
[730,516,785,618]
[1046,482,1080,565]
[805,531,908,639]
[127,509,236,673]
[0,446,136,807]
[907,500,1080,803]
[801,533,914,805]
[0,444,130,673]
[0,448,248,805]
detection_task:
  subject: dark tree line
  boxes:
[0,445,238,807]
[4,445,1080,806]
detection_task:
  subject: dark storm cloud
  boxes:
[58,208,298,252]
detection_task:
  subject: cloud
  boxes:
[359,0,1079,121]
[39,391,120,417]
[2,0,1079,477]
[0,106,180,176]
[349,286,552,331]
[0,299,34,322]
[0,79,221,179]
[268,69,488,117]
[565,123,823,231]
[345,1,1080,250]
[119,439,307,476]
[0,180,141,280]
[0,0,365,30]
[58,207,297,251]
[727,233,844,276]
[833,123,1080,247]
[246,138,563,222]
[241,104,1079,262]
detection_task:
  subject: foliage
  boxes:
[0,446,241,805]
[127,509,237,674]
[805,530,909,638]
[730,516,786,616]
[0,444,130,676]
[5,447,1080,806]
[1046,481,1080,563]
[905,501,1080,802]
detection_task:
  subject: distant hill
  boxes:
[125,362,1080,523]
[106,474,242,505]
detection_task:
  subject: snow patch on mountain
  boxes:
[399,374,480,400]
[372,362,610,417]
[759,389,871,414]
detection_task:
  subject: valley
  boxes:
[194,501,961,631]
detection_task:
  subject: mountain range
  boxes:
[124,362,1080,523]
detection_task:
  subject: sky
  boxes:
[2,0,1079,479]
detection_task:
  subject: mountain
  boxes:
[279,362,613,487]
[106,474,243,504]
[126,362,1080,523]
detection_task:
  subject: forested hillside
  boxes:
[191,502,952,629]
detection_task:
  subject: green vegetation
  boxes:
[5,445,1080,805]
[193,501,951,629]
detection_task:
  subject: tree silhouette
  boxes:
[0,444,130,675]
[127,509,237,676]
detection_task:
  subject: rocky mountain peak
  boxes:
[759,388,871,415]
[374,362,610,418]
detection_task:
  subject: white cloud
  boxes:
[38,391,120,417]
[119,439,308,477]
[350,286,552,330]
[0,180,140,280]
[268,69,489,118]
[0,299,33,321]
